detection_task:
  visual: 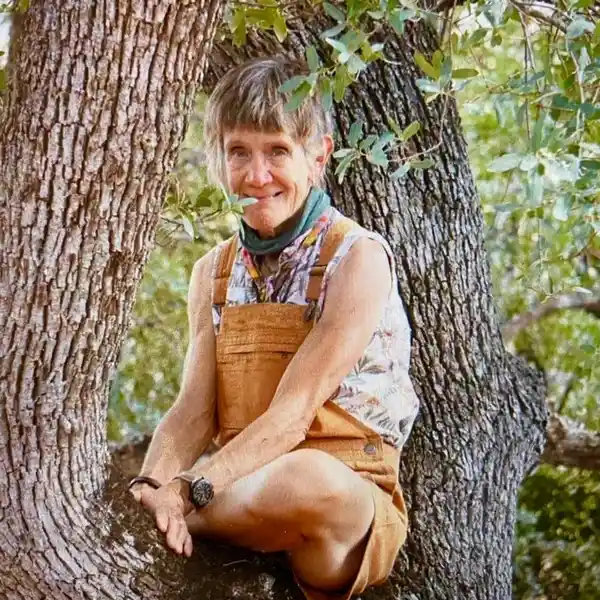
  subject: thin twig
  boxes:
[510,0,567,33]
[557,376,576,415]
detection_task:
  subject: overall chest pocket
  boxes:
[215,304,311,434]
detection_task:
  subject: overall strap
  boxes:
[306,217,354,304]
[213,235,239,307]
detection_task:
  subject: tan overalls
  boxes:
[212,218,408,599]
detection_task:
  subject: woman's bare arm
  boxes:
[136,250,217,485]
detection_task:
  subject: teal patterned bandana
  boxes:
[239,187,331,256]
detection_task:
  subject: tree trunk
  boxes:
[0,1,224,597]
[206,14,549,600]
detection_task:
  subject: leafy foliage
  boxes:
[515,466,600,600]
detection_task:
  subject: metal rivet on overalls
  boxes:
[364,443,377,456]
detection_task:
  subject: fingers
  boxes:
[164,513,191,556]
[183,532,193,557]
[139,487,156,510]
[129,488,142,503]
[156,507,169,533]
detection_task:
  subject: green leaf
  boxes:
[465,28,487,49]
[532,110,545,152]
[333,148,355,158]
[414,52,439,80]
[306,46,320,72]
[401,121,420,141]
[320,23,346,39]
[452,68,479,79]
[359,134,378,150]
[410,157,435,169]
[416,79,440,94]
[566,17,595,40]
[348,121,363,146]
[519,154,538,172]
[371,132,395,157]
[237,197,259,208]
[367,148,389,167]
[326,38,351,64]
[182,217,195,240]
[483,0,507,27]
[440,57,453,86]
[525,173,544,206]
[552,196,570,221]
[319,77,333,111]
[231,10,247,46]
[389,8,414,36]
[581,159,600,171]
[323,1,346,22]
[391,163,411,179]
[284,82,311,112]
[333,68,348,101]
[386,116,402,137]
[273,11,287,42]
[340,30,362,53]
[488,153,523,172]
[347,54,366,75]
[279,75,306,94]
[431,50,443,71]
[335,151,357,183]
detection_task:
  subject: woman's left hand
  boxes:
[139,482,194,557]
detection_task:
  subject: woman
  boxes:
[130,56,420,600]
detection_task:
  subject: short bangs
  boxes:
[203,56,332,185]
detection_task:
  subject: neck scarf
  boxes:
[239,187,330,256]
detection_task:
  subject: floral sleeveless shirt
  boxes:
[211,206,420,449]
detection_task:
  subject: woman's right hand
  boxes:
[129,482,154,503]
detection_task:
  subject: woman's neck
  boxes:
[255,205,305,240]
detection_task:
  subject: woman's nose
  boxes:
[244,154,273,186]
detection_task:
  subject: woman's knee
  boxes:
[254,449,374,535]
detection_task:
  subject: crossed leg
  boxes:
[185,448,375,592]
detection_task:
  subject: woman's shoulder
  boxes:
[326,208,394,269]
[328,208,391,247]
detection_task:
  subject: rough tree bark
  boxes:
[0,1,229,598]
[205,12,549,600]
[0,4,548,600]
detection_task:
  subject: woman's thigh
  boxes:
[186,448,375,556]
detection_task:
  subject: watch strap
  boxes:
[174,471,195,484]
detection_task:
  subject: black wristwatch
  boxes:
[174,472,214,509]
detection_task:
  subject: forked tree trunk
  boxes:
[0,3,548,600]
[207,14,548,600]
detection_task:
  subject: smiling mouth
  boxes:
[245,191,283,200]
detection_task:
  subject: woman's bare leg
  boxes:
[186,448,375,591]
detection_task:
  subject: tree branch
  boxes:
[502,291,600,342]
[542,414,600,471]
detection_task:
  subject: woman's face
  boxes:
[223,127,332,238]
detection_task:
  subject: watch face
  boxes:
[190,477,214,508]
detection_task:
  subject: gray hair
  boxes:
[203,56,333,187]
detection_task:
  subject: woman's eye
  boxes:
[271,147,288,157]
[229,148,248,159]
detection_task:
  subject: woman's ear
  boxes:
[311,134,334,182]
